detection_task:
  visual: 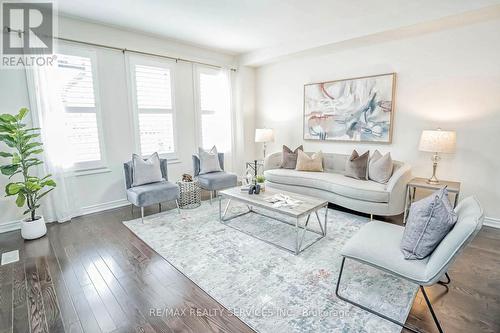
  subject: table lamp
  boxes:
[255,128,274,158]
[419,129,456,184]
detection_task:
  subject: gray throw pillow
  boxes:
[345,150,369,180]
[199,146,222,174]
[368,150,394,184]
[400,187,458,260]
[132,152,163,187]
[281,145,303,169]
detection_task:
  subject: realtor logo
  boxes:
[2,2,53,54]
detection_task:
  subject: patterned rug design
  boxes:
[123,200,417,333]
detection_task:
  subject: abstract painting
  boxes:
[303,73,396,143]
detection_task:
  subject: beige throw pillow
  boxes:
[295,150,323,172]
[368,150,394,184]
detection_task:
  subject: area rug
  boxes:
[123,200,417,333]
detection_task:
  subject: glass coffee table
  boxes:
[218,187,328,255]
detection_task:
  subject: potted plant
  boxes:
[0,108,56,240]
[256,175,266,192]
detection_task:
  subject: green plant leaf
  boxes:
[22,208,32,215]
[0,114,16,123]
[5,183,24,195]
[17,108,29,120]
[0,164,20,176]
[0,124,15,132]
[15,193,26,207]
[0,152,12,158]
[25,149,44,156]
[24,133,40,140]
[0,134,16,147]
[42,179,56,187]
[23,127,41,132]
[25,181,42,192]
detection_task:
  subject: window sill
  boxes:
[166,158,181,165]
[71,167,112,177]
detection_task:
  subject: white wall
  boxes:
[254,18,500,221]
[0,17,237,230]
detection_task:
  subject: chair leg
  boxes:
[176,200,180,213]
[420,286,444,333]
[437,272,451,286]
[370,214,373,221]
[335,257,441,333]
[141,207,144,224]
[131,204,134,216]
[210,191,213,204]
[159,203,162,213]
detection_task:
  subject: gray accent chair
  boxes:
[124,158,180,222]
[335,196,484,333]
[192,153,237,202]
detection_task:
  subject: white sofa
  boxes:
[263,152,412,216]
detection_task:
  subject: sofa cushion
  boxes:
[295,150,323,172]
[345,150,369,180]
[281,145,303,169]
[198,172,237,190]
[369,150,394,184]
[264,169,389,203]
[126,181,179,207]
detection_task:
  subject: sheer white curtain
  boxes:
[25,65,79,222]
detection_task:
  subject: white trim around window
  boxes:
[56,43,108,172]
[193,65,233,154]
[126,54,178,161]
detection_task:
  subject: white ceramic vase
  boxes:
[21,216,47,240]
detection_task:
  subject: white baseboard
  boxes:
[78,198,130,217]
[0,219,21,234]
[484,216,500,229]
[0,198,130,234]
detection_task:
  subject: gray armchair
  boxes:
[335,196,484,333]
[124,158,180,222]
[192,153,237,202]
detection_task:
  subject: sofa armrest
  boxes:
[386,163,412,197]
[263,152,282,171]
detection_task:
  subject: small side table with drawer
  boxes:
[403,177,461,224]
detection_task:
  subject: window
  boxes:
[196,67,232,152]
[47,47,105,170]
[129,57,176,156]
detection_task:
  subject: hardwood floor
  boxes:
[0,203,499,333]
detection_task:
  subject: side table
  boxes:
[403,177,461,224]
[177,180,201,209]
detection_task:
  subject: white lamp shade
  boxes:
[255,128,275,143]
[419,129,456,153]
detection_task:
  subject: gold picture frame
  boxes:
[303,72,396,143]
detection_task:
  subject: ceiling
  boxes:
[57,0,500,62]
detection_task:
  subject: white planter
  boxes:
[21,216,47,240]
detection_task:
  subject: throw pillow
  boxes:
[368,150,394,184]
[281,145,303,169]
[295,150,324,172]
[199,146,222,174]
[132,152,163,187]
[400,187,458,260]
[345,150,369,180]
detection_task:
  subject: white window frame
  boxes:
[56,43,107,172]
[193,65,233,153]
[126,54,178,161]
